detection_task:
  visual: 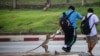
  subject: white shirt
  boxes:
[87,13,99,36]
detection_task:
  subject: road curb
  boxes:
[0,35,100,42]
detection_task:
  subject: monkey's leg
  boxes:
[42,45,49,53]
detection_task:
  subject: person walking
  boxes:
[83,8,99,56]
[59,6,82,52]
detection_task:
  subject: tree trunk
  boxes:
[12,0,17,9]
[46,0,50,4]
[66,0,70,3]
[82,0,87,6]
[43,0,51,11]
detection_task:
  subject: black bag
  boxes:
[80,14,94,35]
[60,11,74,31]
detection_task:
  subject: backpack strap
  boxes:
[67,11,74,18]
[63,11,74,25]
[63,10,74,19]
[86,14,93,20]
[86,14,94,30]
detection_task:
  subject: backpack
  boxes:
[60,11,74,31]
[80,14,94,35]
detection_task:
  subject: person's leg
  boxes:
[66,29,75,52]
[61,24,75,52]
[65,32,69,44]
[61,24,69,52]
[88,43,91,53]
[62,31,70,52]
[88,42,96,56]
[67,35,77,51]
[61,27,69,45]
[87,35,98,56]
[62,31,72,52]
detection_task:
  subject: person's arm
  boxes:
[95,21,99,26]
[94,15,99,26]
[81,16,85,21]
[58,18,61,28]
[58,14,63,29]
[77,12,83,20]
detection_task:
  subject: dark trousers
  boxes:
[61,24,77,50]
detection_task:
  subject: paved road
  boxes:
[0,40,100,56]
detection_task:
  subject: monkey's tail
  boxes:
[26,45,41,53]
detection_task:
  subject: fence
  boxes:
[0,0,99,9]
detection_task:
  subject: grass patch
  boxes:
[0,7,100,33]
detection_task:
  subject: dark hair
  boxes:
[68,6,75,10]
[87,8,94,13]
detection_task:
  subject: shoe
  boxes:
[62,47,70,52]
[67,47,71,52]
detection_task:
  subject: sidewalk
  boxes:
[0,34,100,42]
[0,52,89,56]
